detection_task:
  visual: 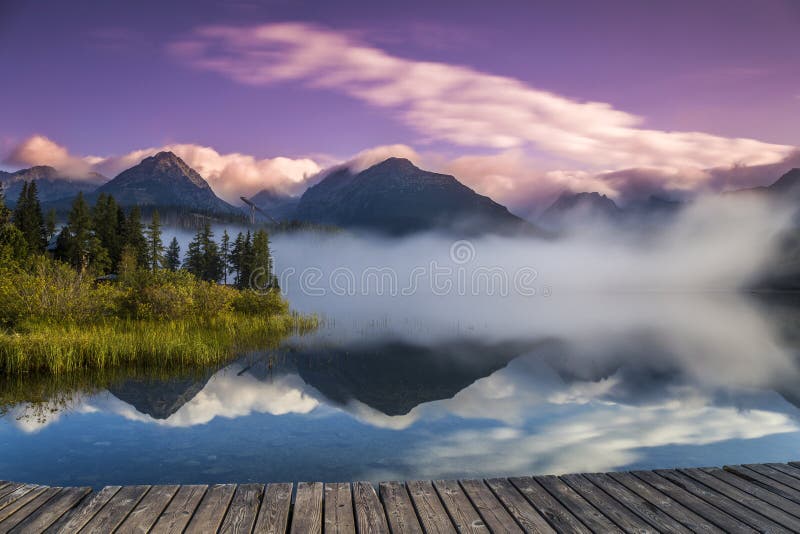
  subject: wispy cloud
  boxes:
[170,23,793,172]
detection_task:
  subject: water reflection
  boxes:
[2,294,800,484]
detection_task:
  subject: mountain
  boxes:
[293,157,539,235]
[95,151,239,215]
[538,192,622,230]
[0,166,104,206]
[250,189,300,221]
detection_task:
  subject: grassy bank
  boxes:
[0,256,317,376]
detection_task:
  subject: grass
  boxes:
[0,312,318,376]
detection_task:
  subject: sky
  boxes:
[1,0,798,211]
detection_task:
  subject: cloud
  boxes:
[171,23,794,171]
[4,135,323,203]
[4,135,102,179]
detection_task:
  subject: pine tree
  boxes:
[183,229,203,276]
[0,185,27,262]
[251,229,278,290]
[62,192,110,271]
[124,206,148,268]
[183,222,223,282]
[220,229,230,285]
[164,237,181,271]
[45,209,57,242]
[230,232,245,286]
[12,181,46,253]
[92,194,122,269]
[145,210,164,271]
[0,184,11,226]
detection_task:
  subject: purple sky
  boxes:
[1,0,798,208]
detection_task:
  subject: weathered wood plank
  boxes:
[766,463,800,482]
[325,483,356,534]
[432,480,486,533]
[253,483,293,534]
[0,486,61,531]
[725,465,800,504]
[115,484,180,534]
[655,469,787,532]
[184,484,236,534]
[7,486,90,533]
[509,476,589,533]
[291,482,323,534]
[681,468,800,531]
[632,471,754,533]
[0,486,49,523]
[745,463,800,492]
[535,475,622,533]
[80,485,151,534]
[379,481,422,534]
[0,485,41,516]
[353,481,390,534]
[484,478,555,533]
[560,474,655,533]
[459,479,522,534]
[406,480,456,534]
[150,485,207,534]
[584,472,691,533]
[703,468,800,524]
[607,471,722,534]
[219,483,264,534]
[0,484,23,501]
[45,486,121,533]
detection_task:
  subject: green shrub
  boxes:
[231,289,289,316]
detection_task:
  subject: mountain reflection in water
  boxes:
[2,294,800,486]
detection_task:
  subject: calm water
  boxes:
[2,290,800,488]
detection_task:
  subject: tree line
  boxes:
[0,181,278,289]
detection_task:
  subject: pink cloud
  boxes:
[171,23,795,171]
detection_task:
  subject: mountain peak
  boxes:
[770,168,800,193]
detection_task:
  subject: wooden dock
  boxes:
[2,462,800,532]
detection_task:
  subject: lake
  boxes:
[2,288,800,488]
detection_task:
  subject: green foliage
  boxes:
[12,181,46,253]
[92,193,122,268]
[184,222,224,281]
[164,236,181,271]
[145,210,164,271]
[56,192,110,273]
[124,206,148,268]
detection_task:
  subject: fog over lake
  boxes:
[2,194,800,486]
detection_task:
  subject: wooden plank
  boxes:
[767,463,800,482]
[0,485,41,516]
[433,480,486,533]
[0,486,48,523]
[561,474,656,533]
[184,484,236,534]
[655,469,788,533]
[725,465,800,504]
[45,486,121,533]
[0,486,61,531]
[459,479,522,534]
[325,483,356,534]
[253,483,293,534]
[353,481,390,534]
[406,480,456,534]
[584,473,691,533]
[632,471,754,533]
[380,482,421,534]
[509,476,589,533]
[0,484,23,501]
[745,464,800,492]
[681,468,800,531]
[150,485,208,534]
[703,468,800,523]
[219,483,264,534]
[484,478,555,533]
[607,472,722,534]
[115,484,180,534]
[80,485,151,534]
[536,475,623,533]
[7,486,91,533]
[290,482,323,534]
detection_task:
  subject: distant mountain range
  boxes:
[255,157,541,236]
[0,166,104,207]
[95,151,240,215]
